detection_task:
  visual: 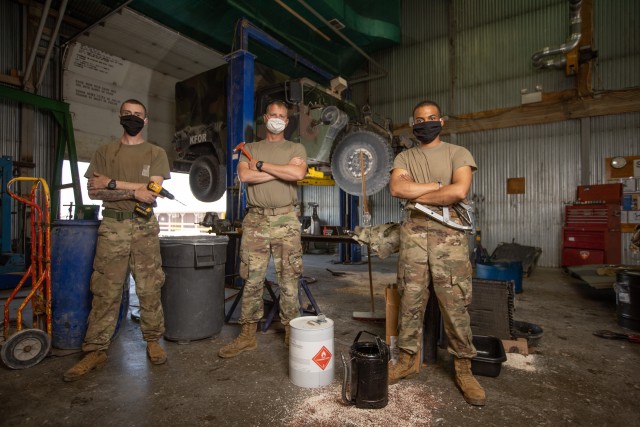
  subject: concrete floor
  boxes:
[1,252,639,426]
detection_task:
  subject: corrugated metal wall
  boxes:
[1,2,60,247]
[457,121,581,267]
[299,185,341,226]
[353,0,640,267]
[0,1,22,159]
[594,0,640,90]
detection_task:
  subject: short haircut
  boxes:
[120,99,147,117]
[265,99,288,113]
[413,100,441,118]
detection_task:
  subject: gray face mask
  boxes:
[412,121,442,143]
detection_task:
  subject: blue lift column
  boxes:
[225,49,255,223]
[338,190,362,263]
[224,19,335,222]
[1,156,13,253]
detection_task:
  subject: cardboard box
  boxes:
[501,338,529,356]
[621,178,637,192]
[385,285,400,362]
[623,194,640,211]
[628,211,640,224]
[385,285,399,343]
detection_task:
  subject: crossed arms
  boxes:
[389,165,473,206]
[238,157,307,184]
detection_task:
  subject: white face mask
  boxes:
[266,118,287,134]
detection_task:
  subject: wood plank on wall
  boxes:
[393,88,640,137]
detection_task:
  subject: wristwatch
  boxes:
[256,161,264,172]
[107,179,117,190]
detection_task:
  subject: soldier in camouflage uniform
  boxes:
[218,100,307,358]
[389,100,486,406]
[63,99,170,382]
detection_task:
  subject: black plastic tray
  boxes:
[471,335,507,377]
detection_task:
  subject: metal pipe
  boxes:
[531,0,582,69]
[294,0,388,82]
[36,0,68,92]
[23,0,52,88]
[274,0,331,42]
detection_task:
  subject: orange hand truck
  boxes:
[1,177,52,369]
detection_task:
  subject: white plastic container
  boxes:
[289,314,334,388]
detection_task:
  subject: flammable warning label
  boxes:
[312,346,332,370]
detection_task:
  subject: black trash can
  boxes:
[614,270,640,332]
[160,235,228,343]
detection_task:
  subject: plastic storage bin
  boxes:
[476,261,523,293]
[470,335,507,377]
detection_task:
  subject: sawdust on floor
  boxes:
[284,382,442,427]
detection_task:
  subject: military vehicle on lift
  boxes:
[171,65,397,203]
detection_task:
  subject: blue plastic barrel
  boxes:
[51,220,129,349]
[475,261,523,294]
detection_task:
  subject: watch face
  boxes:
[108,179,116,189]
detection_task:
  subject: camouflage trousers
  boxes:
[239,211,303,325]
[82,215,165,352]
[396,215,476,359]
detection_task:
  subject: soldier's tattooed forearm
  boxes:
[92,189,135,201]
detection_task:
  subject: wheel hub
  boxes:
[345,148,373,178]
[195,167,212,189]
[1,328,51,369]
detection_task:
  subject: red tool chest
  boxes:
[562,204,621,266]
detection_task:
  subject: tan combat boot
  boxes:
[388,349,419,384]
[63,351,107,382]
[147,341,167,365]
[218,323,258,358]
[284,325,290,348]
[454,358,486,406]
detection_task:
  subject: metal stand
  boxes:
[224,277,321,332]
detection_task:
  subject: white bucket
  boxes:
[289,314,334,388]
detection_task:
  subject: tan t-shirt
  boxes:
[392,141,477,210]
[85,140,171,212]
[241,139,307,208]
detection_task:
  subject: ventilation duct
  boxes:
[531,0,582,70]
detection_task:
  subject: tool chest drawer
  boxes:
[562,248,605,266]
[564,204,621,230]
[561,201,621,266]
[563,229,607,250]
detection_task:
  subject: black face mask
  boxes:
[412,121,442,144]
[120,115,145,136]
